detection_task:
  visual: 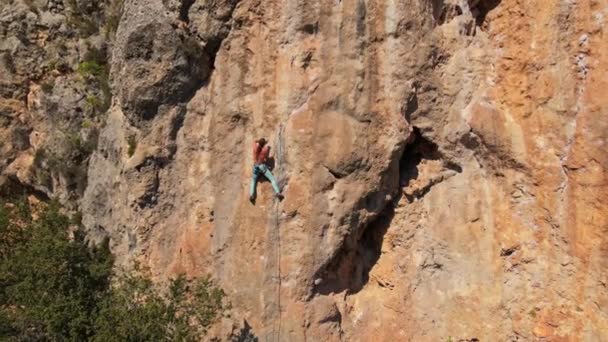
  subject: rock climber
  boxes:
[250,138,283,202]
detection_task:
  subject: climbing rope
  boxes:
[273,125,285,342]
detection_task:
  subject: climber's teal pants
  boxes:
[250,164,281,198]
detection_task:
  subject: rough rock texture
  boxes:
[0,0,121,204]
[5,0,606,340]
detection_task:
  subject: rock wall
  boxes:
[3,0,606,340]
[0,0,121,203]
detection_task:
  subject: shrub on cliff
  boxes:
[93,271,226,341]
[0,201,112,341]
[0,199,226,341]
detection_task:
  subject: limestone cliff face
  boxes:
[0,0,120,203]
[2,0,607,340]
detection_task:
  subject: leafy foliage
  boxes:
[85,95,103,115]
[0,200,226,341]
[78,47,112,115]
[0,199,30,260]
[0,201,113,341]
[81,119,94,129]
[77,61,106,79]
[93,272,226,342]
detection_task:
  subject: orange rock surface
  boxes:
[71,0,608,340]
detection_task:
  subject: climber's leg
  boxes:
[261,165,281,195]
[249,165,260,200]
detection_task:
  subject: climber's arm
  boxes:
[253,141,260,162]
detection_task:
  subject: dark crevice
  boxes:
[313,203,396,296]
[132,155,168,209]
[399,127,441,188]
[169,105,186,141]
[446,161,463,173]
[324,165,345,180]
[469,0,502,27]
[461,128,528,173]
[318,308,342,325]
[399,127,462,202]
[403,91,418,124]
[355,0,366,37]
[135,156,156,172]
[500,245,519,257]
[201,36,223,73]
[137,171,160,209]
[0,175,51,201]
[178,0,196,22]
[194,1,242,77]
[431,0,501,29]
[299,22,319,35]
[313,127,464,296]
[301,50,313,69]
[421,262,443,270]
[432,0,466,25]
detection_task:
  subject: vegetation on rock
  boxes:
[0,199,226,341]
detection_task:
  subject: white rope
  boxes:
[273,125,284,342]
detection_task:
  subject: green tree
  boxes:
[0,201,113,341]
[0,199,226,341]
[93,271,226,342]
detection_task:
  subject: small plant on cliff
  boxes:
[77,60,105,78]
[85,94,102,114]
[78,48,112,114]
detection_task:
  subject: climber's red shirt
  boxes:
[253,142,270,164]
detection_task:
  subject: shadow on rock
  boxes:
[313,201,397,295]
